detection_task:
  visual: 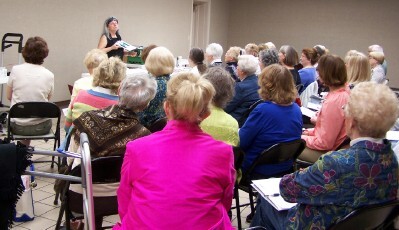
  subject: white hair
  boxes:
[368,44,384,54]
[237,55,258,75]
[118,73,157,112]
[206,43,223,59]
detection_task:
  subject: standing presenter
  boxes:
[98,16,124,59]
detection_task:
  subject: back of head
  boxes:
[226,46,241,62]
[317,54,347,87]
[279,45,299,67]
[83,49,108,70]
[265,42,276,50]
[313,44,329,58]
[346,51,371,84]
[141,44,158,63]
[206,43,223,59]
[202,67,235,108]
[189,47,207,75]
[245,43,259,57]
[237,55,258,76]
[118,73,157,112]
[302,47,319,65]
[93,57,126,94]
[145,46,175,77]
[166,72,215,123]
[368,44,384,53]
[369,51,385,65]
[259,48,279,68]
[345,82,398,138]
[22,36,49,65]
[258,64,296,104]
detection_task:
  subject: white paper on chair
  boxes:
[252,178,297,211]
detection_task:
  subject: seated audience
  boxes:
[368,44,387,75]
[138,46,174,127]
[200,67,238,146]
[298,48,318,93]
[225,55,260,122]
[299,54,350,163]
[369,51,386,84]
[188,47,207,76]
[345,50,371,88]
[70,49,108,102]
[251,82,399,229]
[224,46,241,82]
[7,36,54,146]
[72,74,156,157]
[278,45,301,87]
[68,74,156,229]
[240,64,302,177]
[258,48,279,70]
[205,43,223,67]
[115,72,235,229]
[64,57,125,132]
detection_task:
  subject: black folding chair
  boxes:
[7,102,61,168]
[236,139,305,228]
[328,201,399,230]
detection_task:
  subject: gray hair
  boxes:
[102,16,120,40]
[206,43,223,59]
[118,73,157,112]
[259,48,279,68]
[368,44,384,53]
[238,55,258,75]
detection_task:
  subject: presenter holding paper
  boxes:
[98,16,124,59]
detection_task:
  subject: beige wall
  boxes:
[228,0,399,88]
[0,0,193,103]
[208,0,231,52]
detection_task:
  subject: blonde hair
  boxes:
[83,49,108,70]
[226,46,241,62]
[345,51,371,84]
[245,43,259,57]
[92,57,126,94]
[166,72,215,123]
[145,46,175,77]
[258,64,297,104]
[369,51,385,65]
[345,82,399,138]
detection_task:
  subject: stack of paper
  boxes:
[116,40,137,52]
[252,178,297,211]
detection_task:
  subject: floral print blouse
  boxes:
[280,140,398,229]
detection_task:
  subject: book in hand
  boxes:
[116,40,137,52]
[252,178,297,211]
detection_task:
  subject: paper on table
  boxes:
[386,131,399,141]
[301,107,316,118]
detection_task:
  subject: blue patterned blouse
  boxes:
[138,75,170,128]
[280,140,398,229]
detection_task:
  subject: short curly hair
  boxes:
[92,57,126,94]
[345,82,399,138]
[202,67,235,108]
[258,64,297,104]
[22,36,49,65]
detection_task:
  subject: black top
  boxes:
[289,68,302,87]
[105,33,124,59]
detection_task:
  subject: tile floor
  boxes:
[7,110,252,230]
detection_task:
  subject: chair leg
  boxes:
[235,186,242,230]
[249,188,256,215]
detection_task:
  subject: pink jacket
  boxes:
[302,86,350,151]
[113,120,235,230]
